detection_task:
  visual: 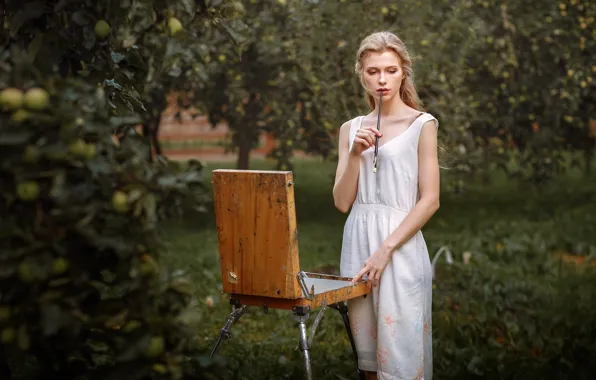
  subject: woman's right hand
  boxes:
[350,126,382,156]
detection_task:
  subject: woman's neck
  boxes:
[373,95,410,117]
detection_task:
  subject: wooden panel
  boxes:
[212,170,302,299]
[230,294,302,310]
[308,282,371,309]
[229,282,371,310]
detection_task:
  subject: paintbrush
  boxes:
[373,91,383,173]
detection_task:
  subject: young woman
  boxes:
[333,31,440,380]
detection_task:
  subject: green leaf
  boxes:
[110,116,142,128]
[17,325,30,351]
[142,193,157,228]
[122,50,147,72]
[104,309,128,329]
[217,19,249,48]
[71,10,90,26]
[83,26,97,50]
[49,170,66,199]
[180,0,195,15]
[88,157,115,176]
[28,31,44,62]
[165,40,186,59]
[0,131,33,145]
[86,339,110,353]
[40,304,64,336]
[117,334,151,362]
[120,69,135,80]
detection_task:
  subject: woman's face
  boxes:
[361,49,404,103]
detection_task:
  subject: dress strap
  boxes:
[418,112,439,131]
[412,113,439,146]
[348,116,364,152]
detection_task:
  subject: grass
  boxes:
[161,157,596,380]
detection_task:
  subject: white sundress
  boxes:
[340,112,438,380]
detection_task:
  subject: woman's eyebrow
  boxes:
[365,65,400,70]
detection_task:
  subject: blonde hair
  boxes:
[354,31,422,111]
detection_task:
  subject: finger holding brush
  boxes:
[350,121,382,157]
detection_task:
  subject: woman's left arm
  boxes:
[382,119,440,251]
[351,120,440,287]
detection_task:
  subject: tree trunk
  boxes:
[236,94,260,170]
[152,118,162,157]
[237,136,250,169]
[142,123,153,162]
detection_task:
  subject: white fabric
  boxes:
[340,113,438,380]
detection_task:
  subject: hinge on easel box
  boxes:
[296,271,315,300]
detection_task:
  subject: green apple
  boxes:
[112,191,129,213]
[144,336,165,358]
[0,88,24,110]
[16,181,40,201]
[95,20,111,39]
[168,17,183,35]
[52,258,70,275]
[24,88,50,110]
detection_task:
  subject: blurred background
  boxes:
[1,0,595,379]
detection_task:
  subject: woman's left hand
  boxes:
[350,243,393,289]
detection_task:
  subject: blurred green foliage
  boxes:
[193,0,595,185]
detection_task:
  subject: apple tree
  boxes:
[195,0,333,170]
[0,0,241,378]
[414,0,596,185]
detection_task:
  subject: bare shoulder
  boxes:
[339,117,357,132]
[418,115,439,151]
[337,117,359,139]
[335,117,360,153]
[421,113,439,130]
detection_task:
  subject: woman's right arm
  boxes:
[332,119,379,213]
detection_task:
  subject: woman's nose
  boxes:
[379,74,386,84]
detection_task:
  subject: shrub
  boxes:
[0,74,221,379]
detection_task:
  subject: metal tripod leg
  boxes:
[210,303,247,358]
[293,306,312,380]
[330,301,366,380]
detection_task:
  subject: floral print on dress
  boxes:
[377,345,389,367]
[383,313,397,337]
